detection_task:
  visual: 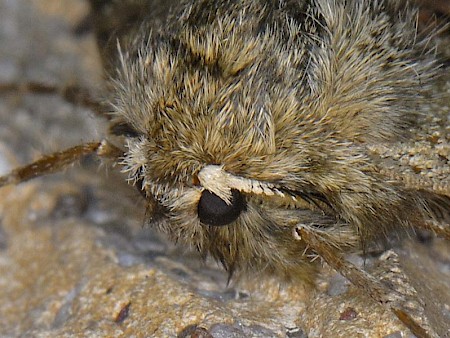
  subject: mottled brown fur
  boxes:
[87,0,447,282]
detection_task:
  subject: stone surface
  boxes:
[0,1,449,337]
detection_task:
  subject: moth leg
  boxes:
[295,225,440,338]
[370,165,450,240]
[0,81,108,119]
[375,167,450,197]
[0,140,122,188]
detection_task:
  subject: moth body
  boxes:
[92,0,446,281]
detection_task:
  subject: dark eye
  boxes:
[109,122,140,138]
[198,189,246,226]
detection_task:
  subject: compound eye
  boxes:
[198,189,246,226]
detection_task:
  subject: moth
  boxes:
[0,0,449,336]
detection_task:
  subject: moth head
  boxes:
[108,65,329,279]
[109,113,357,282]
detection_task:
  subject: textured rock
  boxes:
[0,1,449,337]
